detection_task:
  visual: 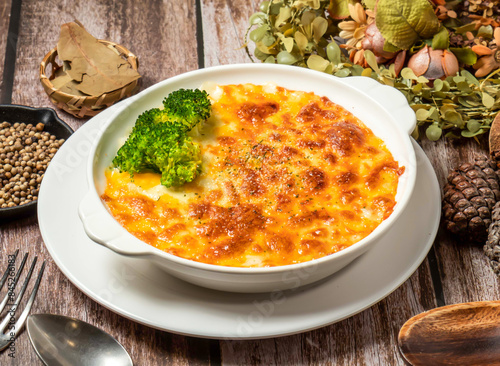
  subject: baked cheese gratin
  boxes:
[101,83,404,267]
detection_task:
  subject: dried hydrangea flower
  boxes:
[338,3,374,52]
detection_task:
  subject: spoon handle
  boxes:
[398,301,500,366]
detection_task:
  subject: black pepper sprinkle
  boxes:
[0,121,65,208]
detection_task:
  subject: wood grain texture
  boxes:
[421,138,500,305]
[201,0,256,66]
[1,0,499,364]
[399,301,500,366]
[0,0,220,365]
[0,0,12,87]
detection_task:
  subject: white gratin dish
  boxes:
[79,63,417,293]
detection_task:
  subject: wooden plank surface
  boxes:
[0,0,13,103]
[1,0,499,365]
[0,0,12,77]
[421,138,500,305]
[0,0,219,365]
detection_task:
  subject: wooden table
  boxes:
[1,0,498,364]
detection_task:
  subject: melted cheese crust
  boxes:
[102,84,403,267]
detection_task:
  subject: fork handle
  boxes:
[78,191,153,257]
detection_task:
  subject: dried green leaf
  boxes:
[312,17,328,43]
[457,81,471,93]
[460,70,479,86]
[375,0,440,50]
[416,76,429,84]
[254,47,269,60]
[363,50,380,73]
[362,68,373,77]
[326,41,341,64]
[426,124,442,140]
[432,26,449,50]
[295,31,309,53]
[455,23,476,34]
[283,37,295,52]
[466,120,481,133]
[440,104,455,114]
[350,64,365,76]
[444,109,464,128]
[250,25,270,42]
[434,79,443,91]
[482,92,495,108]
[264,55,276,63]
[383,41,400,53]
[277,50,301,64]
[462,128,485,138]
[256,41,273,54]
[309,0,321,10]
[301,11,316,26]
[249,12,266,25]
[275,7,292,27]
[57,21,140,95]
[334,68,351,77]
[428,107,439,121]
[477,25,494,38]
[307,54,330,72]
[411,104,429,111]
[415,108,429,121]
[401,67,417,80]
[328,0,350,19]
[453,75,466,84]
[465,97,482,107]
[412,83,423,93]
[362,0,377,10]
[450,47,477,66]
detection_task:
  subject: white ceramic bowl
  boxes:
[79,64,417,293]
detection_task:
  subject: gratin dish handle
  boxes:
[342,76,416,136]
[79,191,152,257]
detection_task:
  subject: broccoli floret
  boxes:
[112,88,211,188]
[162,88,211,133]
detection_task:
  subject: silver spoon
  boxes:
[26,314,133,366]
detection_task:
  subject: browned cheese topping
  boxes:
[102,84,404,267]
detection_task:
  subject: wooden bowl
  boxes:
[39,40,139,119]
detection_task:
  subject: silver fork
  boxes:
[0,250,46,351]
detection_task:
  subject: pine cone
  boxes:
[442,155,500,243]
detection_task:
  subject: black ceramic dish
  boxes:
[0,105,74,221]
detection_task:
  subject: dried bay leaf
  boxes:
[51,67,87,96]
[57,21,140,96]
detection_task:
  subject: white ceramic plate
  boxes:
[38,97,440,339]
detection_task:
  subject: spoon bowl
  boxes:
[27,314,133,366]
[398,301,500,366]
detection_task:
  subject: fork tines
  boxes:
[0,251,46,351]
